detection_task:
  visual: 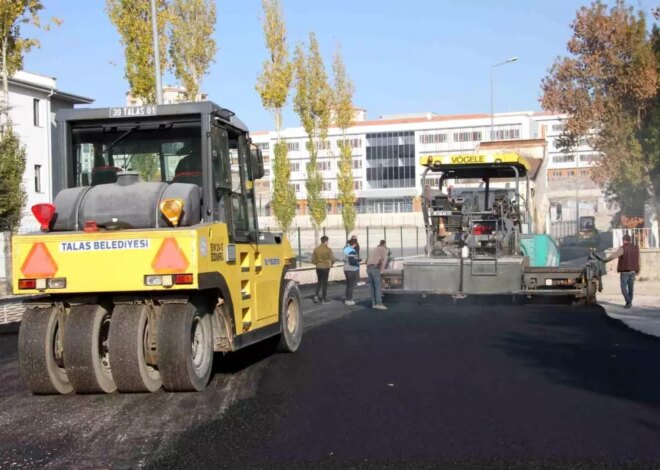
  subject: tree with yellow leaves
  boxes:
[332,45,356,235]
[293,33,332,243]
[256,0,296,235]
[168,0,217,102]
[107,0,169,104]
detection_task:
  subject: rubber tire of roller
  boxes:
[63,304,117,394]
[157,302,213,392]
[18,307,73,395]
[108,304,162,393]
[277,281,303,353]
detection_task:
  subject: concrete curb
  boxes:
[598,294,660,339]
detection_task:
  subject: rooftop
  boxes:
[10,71,93,104]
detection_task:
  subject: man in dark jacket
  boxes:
[598,234,640,308]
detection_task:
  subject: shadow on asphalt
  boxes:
[495,305,660,408]
[212,337,279,375]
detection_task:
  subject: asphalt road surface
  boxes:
[2,284,660,469]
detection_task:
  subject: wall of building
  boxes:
[251,111,613,232]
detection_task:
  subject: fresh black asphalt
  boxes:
[2,282,660,469]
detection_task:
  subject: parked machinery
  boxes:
[382,153,599,302]
[13,102,302,395]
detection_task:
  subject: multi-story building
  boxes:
[126,85,208,106]
[6,71,93,230]
[251,110,607,221]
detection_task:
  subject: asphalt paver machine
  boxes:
[381,153,599,302]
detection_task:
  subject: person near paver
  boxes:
[343,239,360,306]
[311,236,335,304]
[366,240,389,310]
[350,234,366,286]
[596,234,639,308]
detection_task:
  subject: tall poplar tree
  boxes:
[540,0,657,216]
[256,0,295,235]
[332,45,356,235]
[293,33,331,242]
[107,0,169,104]
[168,0,217,101]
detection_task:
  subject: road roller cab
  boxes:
[13,102,302,395]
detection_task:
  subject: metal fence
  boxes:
[613,228,659,249]
[549,221,578,242]
[281,226,427,267]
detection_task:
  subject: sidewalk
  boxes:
[598,274,660,338]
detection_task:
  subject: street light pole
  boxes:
[489,57,518,141]
[150,0,163,105]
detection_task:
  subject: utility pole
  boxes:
[490,57,518,141]
[575,150,580,230]
[150,0,163,105]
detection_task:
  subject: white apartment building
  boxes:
[126,85,208,106]
[251,110,606,219]
[7,71,93,230]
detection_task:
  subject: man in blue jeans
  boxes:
[343,239,360,306]
[598,234,640,308]
[366,240,389,310]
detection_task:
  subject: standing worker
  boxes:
[343,238,360,306]
[311,236,335,304]
[366,240,389,310]
[595,234,640,308]
[350,234,366,286]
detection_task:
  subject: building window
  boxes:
[317,161,331,171]
[419,133,447,144]
[352,159,362,169]
[322,182,332,191]
[551,123,565,132]
[33,99,40,127]
[34,164,42,193]
[552,154,575,163]
[491,128,521,141]
[290,162,300,172]
[353,180,363,190]
[337,138,362,149]
[365,131,416,189]
[286,141,299,152]
[580,153,599,163]
[453,131,481,142]
[316,140,331,151]
[291,183,301,192]
[256,142,269,152]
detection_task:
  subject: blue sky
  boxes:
[23,0,658,131]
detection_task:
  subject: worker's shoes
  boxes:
[624,303,632,309]
[313,296,320,304]
[344,300,356,306]
[373,304,388,310]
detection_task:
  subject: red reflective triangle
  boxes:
[152,238,189,273]
[21,243,58,278]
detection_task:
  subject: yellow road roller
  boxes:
[13,102,302,394]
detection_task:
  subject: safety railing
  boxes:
[267,226,428,268]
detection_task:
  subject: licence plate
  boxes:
[431,210,453,216]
